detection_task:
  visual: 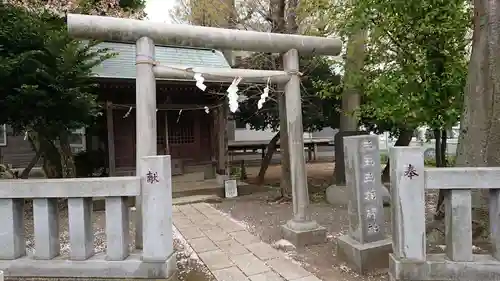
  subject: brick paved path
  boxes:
[173,203,323,281]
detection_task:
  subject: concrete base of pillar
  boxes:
[281,219,327,247]
[336,235,392,274]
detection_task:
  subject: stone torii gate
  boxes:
[67,14,342,248]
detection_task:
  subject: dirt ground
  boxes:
[213,162,389,281]
[213,162,494,281]
[244,162,335,201]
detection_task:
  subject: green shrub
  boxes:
[379,153,456,167]
[424,156,456,167]
[380,153,389,164]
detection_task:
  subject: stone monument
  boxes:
[336,135,392,274]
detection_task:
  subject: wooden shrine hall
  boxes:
[90,42,231,177]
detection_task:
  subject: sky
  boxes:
[144,0,176,23]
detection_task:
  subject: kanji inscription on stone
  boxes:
[361,139,374,151]
[344,135,386,244]
[404,164,419,179]
[364,172,375,183]
[366,207,378,220]
[363,156,375,167]
[367,223,380,234]
[364,189,377,201]
[146,170,160,184]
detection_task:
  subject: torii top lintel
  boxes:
[66,14,342,56]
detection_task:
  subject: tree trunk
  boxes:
[434,129,448,219]
[455,0,488,198]
[19,150,42,179]
[27,131,63,178]
[21,131,43,179]
[58,133,77,178]
[257,132,280,184]
[434,130,443,167]
[339,8,366,132]
[381,129,414,183]
[268,0,290,198]
[441,130,447,166]
[441,0,493,238]
[334,16,366,180]
[41,138,63,178]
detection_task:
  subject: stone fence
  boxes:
[390,147,500,281]
[0,155,176,279]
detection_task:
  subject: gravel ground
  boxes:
[21,201,214,281]
[215,162,389,281]
[211,162,492,281]
[212,192,389,281]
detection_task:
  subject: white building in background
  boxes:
[226,120,338,142]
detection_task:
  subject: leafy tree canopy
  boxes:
[310,0,470,135]
[5,0,146,18]
[0,3,112,139]
[233,55,341,132]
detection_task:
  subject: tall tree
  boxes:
[0,3,113,178]
[455,0,499,236]
[312,0,468,181]
[1,0,146,178]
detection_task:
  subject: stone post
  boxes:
[390,147,426,260]
[278,88,292,196]
[140,155,176,278]
[336,135,392,274]
[280,49,326,247]
[135,36,157,249]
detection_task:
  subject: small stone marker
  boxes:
[336,135,392,274]
[140,155,174,262]
[224,179,238,198]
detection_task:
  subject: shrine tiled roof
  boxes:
[91,41,231,79]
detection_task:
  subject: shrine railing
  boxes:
[0,155,175,279]
[389,147,500,281]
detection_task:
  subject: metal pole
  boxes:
[135,36,157,249]
[66,14,342,56]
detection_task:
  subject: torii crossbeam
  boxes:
[66,14,342,257]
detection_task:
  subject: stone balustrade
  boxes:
[390,147,500,281]
[0,155,176,279]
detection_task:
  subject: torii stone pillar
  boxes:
[66,14,341,248]
[134,37,157,249]
[281,49,326,246]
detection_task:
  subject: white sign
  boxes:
[224,179,238,198]
[0,124,6,147]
